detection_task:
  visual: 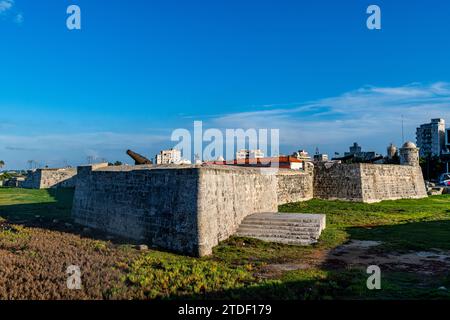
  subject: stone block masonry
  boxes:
[276,169,313,205]
[314,162,427,203]
[21,168,77,189]
[71,160,427,256]
[72,164,277,256]
[359,163,427,203]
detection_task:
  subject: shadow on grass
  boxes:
[199,220,450,300]
[0,188,74,222]
[347,219,450,252]
[0,188,138,245]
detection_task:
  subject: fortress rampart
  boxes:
[72,164,277,256]
[21,168,77,189]
[313,162,427,203]
[71,156,427,256]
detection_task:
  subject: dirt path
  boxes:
[327,240,450,274]
[261,240,450,277]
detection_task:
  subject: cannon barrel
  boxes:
[126,150,152,165]
[332,154,355,161]
[365,155,384,163]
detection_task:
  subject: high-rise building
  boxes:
[344,143,380,160]
[348,142,362,155]
[416,118,446,157]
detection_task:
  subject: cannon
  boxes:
[126,149,153,165]
[332,154,355,161]
[365,155,384,163]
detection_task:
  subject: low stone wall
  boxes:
[359,164,427,203]
[72,164,277,256]
[276,169,314,205]
[21,168,77,189]
[314,163,364,201]
[314,162,427,203]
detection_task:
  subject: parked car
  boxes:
[438,173,450,186]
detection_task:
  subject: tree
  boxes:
[0,160,5,169]
[420,155,445,181]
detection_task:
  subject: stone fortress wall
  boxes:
[313,162,427,203]
[21,168,77,189]
[71,155,427,256]
[276,169,314,205]
[65,142,427,255]
[72,164,278,256]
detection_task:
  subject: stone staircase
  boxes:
[235,213,326,245]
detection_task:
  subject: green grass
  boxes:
[1,188,450,300]
[280,195,450,251]
[0,187,74,222]
[122,251,256,299]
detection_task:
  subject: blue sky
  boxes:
[1,0,450,169]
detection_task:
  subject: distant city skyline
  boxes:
[1,1,450,169]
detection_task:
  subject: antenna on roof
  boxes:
[401,115,405,144]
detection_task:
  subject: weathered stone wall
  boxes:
[20,168,77,189]
[20,171,41,189]
[313,162,427,203]
[314,163,364,201]
[197,167,277,256]
[276,169,314,205]
[21,168,77,189]
[71,161,427,256]
[359,164,427,203]
[40,168,77,188]
[72,164,277,256]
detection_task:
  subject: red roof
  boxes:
[204,156,303,167]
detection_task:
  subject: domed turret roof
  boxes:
[402,141,417,149]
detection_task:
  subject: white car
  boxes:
[438,173,450,186]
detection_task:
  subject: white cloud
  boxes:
[14,12,23,24]
[206,82,450,155]
[0,131,169,169]
[0,0,13,14]
[2,82,450,168]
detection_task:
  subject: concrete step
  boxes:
[234,212,326,246]
[245,212,323,220]
[235,231,316,240]
[244,216,322,223]
[241,219,320,230]
[237,226,319,236]
[238,224,319,233]
[239,220,321,228]
[239,235,318,246]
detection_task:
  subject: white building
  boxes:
[416,118,446,157]
[292,149,312,161]
[387,143,398,160]
[155,149,182,165]
[235,149,264,160]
